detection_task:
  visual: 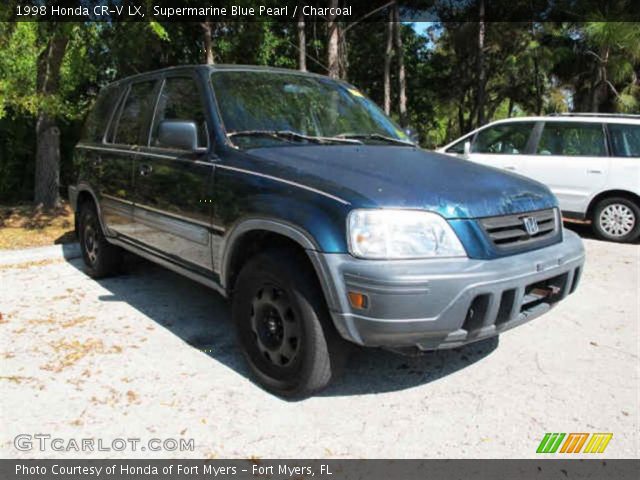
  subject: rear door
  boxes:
[606,123,640,196]
[524,121,609,214]
[74,84,123,204]
[466,121,536,173]
[101,79,160,237]
[130,73,215,272]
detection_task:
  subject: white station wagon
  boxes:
[438,114,640,243]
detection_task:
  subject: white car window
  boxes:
[536,122,606,157]
[472,122,534,154]
[445,137,467,154]
[609,124,640,157]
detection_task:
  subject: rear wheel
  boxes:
[79,202,122,278]
[592,197,640,243]
[232,248,345,397]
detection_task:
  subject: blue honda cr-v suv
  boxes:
[69,65,585,397]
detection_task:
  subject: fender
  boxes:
[586,189,640,218]
[73,183,111,237]
[219,217,319,289]
[218,216,343,315]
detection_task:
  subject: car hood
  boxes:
[244,145,556,219]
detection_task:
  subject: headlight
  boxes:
[347,209,466,259]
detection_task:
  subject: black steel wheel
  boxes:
[232,248,346,397]
[250,284,301,368]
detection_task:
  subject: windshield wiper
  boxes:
[336,133,416,146]
[227,130,362,145]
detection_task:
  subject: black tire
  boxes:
[592,197,640,243]
[78,202,122,278]
[232,248,346,397]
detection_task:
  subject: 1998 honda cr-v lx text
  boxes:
[69,65,585,397]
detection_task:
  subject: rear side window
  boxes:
[445,137,468,154]
[150,76,208,149]
[472,122,534,154]
[82,86,121,143]
[537,122,606,156]
[112,80,158,145]
[608,124,640,157]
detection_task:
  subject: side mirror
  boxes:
[403,127,419,144]
[157,120,198,151]
[463,140,471,158]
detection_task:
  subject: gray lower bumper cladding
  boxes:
[312,230,585,350]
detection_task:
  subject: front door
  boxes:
[131,74,215,272]
[467,121,536,174]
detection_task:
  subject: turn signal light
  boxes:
[348,291,368,310]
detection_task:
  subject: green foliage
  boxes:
[0,22,38,118]
[0,114,35,200]
[1,16,639,201]
[0,22,96,202]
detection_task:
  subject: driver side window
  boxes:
[472,122,534,154]
[151,76,208,149]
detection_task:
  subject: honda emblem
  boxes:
[523,216,539,235]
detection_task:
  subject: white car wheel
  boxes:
[599,203,636,237]
[593,197,640,243]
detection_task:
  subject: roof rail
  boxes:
[548,113,640,119]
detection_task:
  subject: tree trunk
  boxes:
[533,53,543,114]
[383,10,394,115]
[531,23,543,115]
[591,68,604,112]
[392,3,407,126]
[202,21,215,64]
[476,0,486,127]
[458,104,465,137]
[34,29,68,209]
[327,0,340,78]
[338,26,349,79]
[592,46,611,112]
[35,115,61,208]
[297,10,306,71]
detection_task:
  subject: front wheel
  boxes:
[592,197,640,243]
[232,249,345,397]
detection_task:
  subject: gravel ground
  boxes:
[1,228,638,459]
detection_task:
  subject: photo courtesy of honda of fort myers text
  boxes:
[0,0,639,479]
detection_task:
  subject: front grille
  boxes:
[480,208,559,249]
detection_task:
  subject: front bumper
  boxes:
[310,230,585,350]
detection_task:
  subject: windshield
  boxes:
[211,70,411,149]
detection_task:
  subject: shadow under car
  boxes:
[65,253,499,398]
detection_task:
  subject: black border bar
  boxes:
[2,459,640,479]
[3,1,640,22]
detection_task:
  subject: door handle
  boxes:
[504,166,516,171]
[587,169,602,174]
[139,164,153,176]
